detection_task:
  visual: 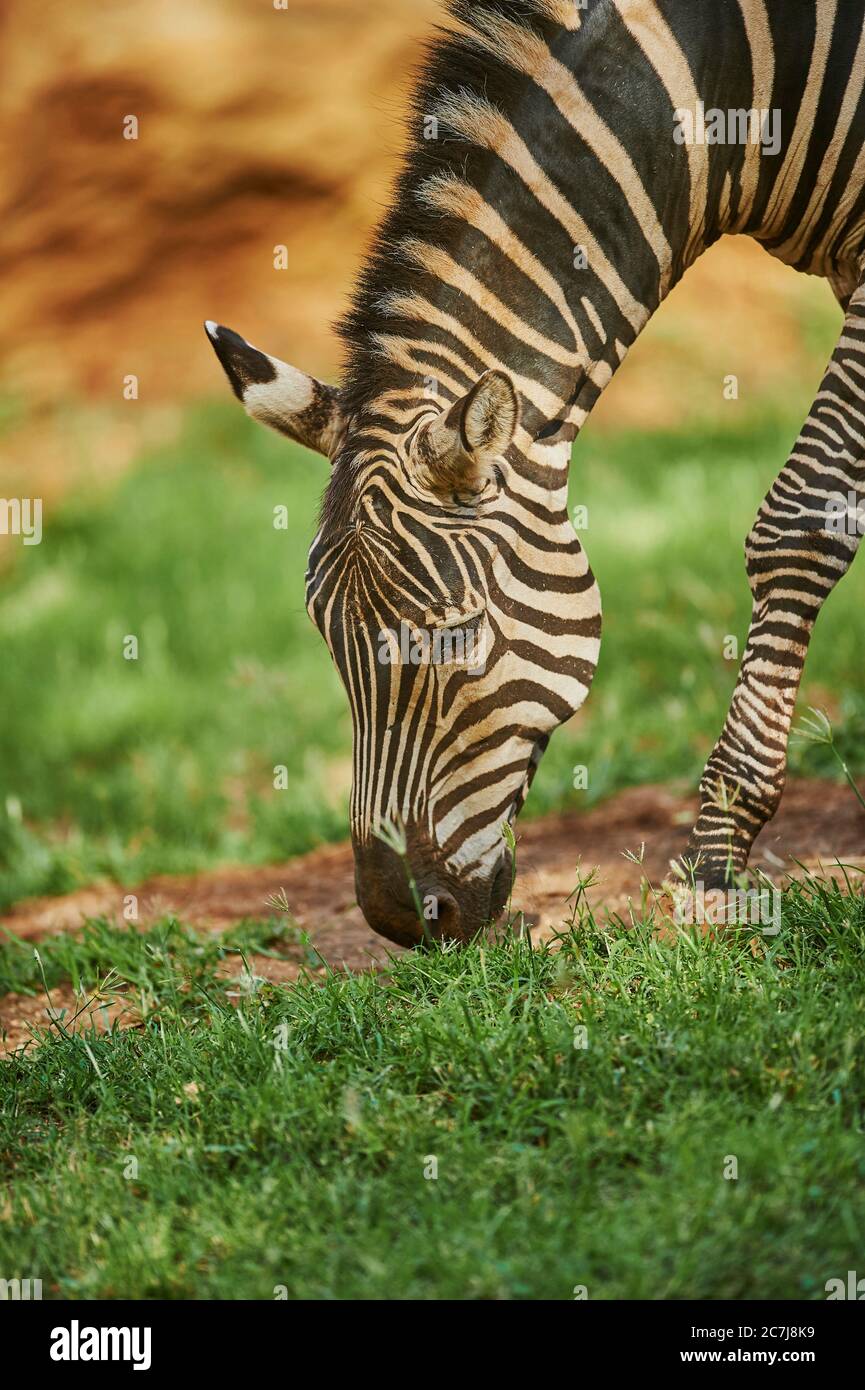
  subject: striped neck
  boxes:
[333,0,712,508]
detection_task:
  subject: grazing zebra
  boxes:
[207,0,865,946]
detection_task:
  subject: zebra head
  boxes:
[206,322,601,946]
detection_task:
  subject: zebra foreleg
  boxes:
[685,271,865,887]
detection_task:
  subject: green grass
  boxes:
[1,875,863,1299]
[1,293,862,1301]
[2,385,863,1300]
[0,403,862,908]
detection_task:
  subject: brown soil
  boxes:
[2,778,863,1053]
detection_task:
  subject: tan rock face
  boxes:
[0,0,442,400]
[0,0,836,421]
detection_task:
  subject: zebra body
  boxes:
[208,0,865,944]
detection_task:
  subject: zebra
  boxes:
[207,0,865,946]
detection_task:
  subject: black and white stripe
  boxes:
[209,0,865,939]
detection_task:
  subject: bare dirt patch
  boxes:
[4,777,863,956]
[0,985,141,1056]
[3,778,862,1052]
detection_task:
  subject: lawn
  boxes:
[2,376,864,1301]
[1,402,863,909]
[1,873,863,1299]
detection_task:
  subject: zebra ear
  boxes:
[204,322,343,458]
[414,370,519,495]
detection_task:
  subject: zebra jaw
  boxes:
[203,321,344,457]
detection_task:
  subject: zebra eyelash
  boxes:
[429,605,485,630]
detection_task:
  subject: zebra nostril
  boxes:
[422,888,461,942]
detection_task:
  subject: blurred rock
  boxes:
[0,0,839,427]
[0,0,441,401]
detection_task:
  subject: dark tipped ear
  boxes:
[204,321,343,458]
[411,370,519,498]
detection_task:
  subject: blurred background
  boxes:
[0,0,860,909]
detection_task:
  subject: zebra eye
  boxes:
[425,603,485,631]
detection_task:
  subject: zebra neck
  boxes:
[338,0,747,490]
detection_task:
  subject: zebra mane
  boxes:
[325,0,588,530]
